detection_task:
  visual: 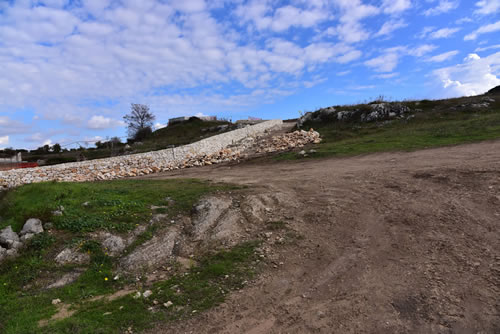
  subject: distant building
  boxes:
[235,117,264,126]
[198,116,217,122]
[0,152,22,164]
[168,116,190,125]
[168,115,218,126]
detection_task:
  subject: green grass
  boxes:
[0,179,256,334]
[0,240,258,334]
[278,103,500,160]
[0,179,234,232]
[150,118,233,149]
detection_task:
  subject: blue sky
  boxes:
[0,0,499,149]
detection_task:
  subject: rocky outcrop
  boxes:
[120,229,180,272]
[297,103,411,127]
[55,248,91,265]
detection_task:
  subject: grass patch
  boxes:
[0,179,235,232]
[0,179,250,334]
[279,106,500,160]
[0,242,259,334]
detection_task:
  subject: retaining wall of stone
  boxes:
[0,120,283,189]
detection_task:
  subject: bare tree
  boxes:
[123,103,155,140]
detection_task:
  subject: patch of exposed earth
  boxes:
[140,140,500,334]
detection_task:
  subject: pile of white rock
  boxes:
[255,129,322,154]
[0,120,283,190]
[0,218,44,261]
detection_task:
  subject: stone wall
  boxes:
[0,120,283,189]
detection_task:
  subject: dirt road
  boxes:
[145,141,500,333]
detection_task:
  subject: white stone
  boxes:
[20,218,44,235]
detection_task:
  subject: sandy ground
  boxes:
[144,140,500,333]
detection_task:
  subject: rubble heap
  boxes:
[0,120,283,189]
[256,129,321,153]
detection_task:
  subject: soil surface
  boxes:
[143,140,500,334]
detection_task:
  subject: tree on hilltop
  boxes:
[123,103,155,141]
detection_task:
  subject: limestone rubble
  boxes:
[0,120,322,189]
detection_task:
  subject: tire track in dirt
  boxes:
[143,140,500,333]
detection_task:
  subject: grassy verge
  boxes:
[0,179,234,232]
[0,179,257,334]
[278,103,500,160]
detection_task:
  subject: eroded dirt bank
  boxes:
[144,141,500,333]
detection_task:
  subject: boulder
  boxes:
[6,248,17,257]
[20,233,35,242]
[120,229,179,272]
[0,226,19,249]
[20,218,44,236]
[102,234,126,256]
[55,248,91,265]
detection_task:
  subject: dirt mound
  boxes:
[144,140,500,334]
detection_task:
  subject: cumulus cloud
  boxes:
[87,116,125,129]
[433,52,500,96]
[474,0,500,15]
[464,21,500,40]
[424,0,459,16]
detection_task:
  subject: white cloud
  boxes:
[475,44,500,52]
[474,0,500,15]
[337,70,351,76]
[464,20,500,40]
[381,0,412,14]
[419,26,460,39]
[364,53,399,72]
[409,44,437,57]
[429,27,460,39]
[154,122,167,130]
[424,0,459,16]
[426,50,459,62]
[235,2,329,32]
[375,19,408,37]
[87,116,125,129]
[373,72,399,79]
[433,52,500,96]
[0,135,9,146]
[329,0,380,43]
[456,17,473,24]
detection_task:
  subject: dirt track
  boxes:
[145,141,500,333]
